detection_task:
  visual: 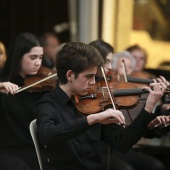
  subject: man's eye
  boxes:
[86,75,94,79]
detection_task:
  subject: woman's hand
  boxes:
[0,82,19,95]
[156,75,170,99]
[147,115,170,129]
[155,76,170,87]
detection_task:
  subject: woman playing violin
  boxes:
[89,40,169,170]
[0,32,49,170]
[36,42,167,170]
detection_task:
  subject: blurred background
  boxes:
[0,0,170,75]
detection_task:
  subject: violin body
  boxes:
[130,71,150,79]
[127,71,153,87]
[116,71,154,88]
[75,82,141,115]
[23,67,57,93]
[75,87,112,114]
[96,70,153,88]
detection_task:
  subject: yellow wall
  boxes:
[129,30,170,69]
[102,0,134,51]
[101,0,170,69]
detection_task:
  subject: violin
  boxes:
[117,60,154,87]
[75,67,137,115]
[130,71,151,79]
[96,69,153,88]
[126,71,153,87]
[74,80,170,115]
[74,82,148,115]
[116,71,153,87]
[17,67,57,93]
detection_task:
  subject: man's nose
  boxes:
[89,77,95,85]
[107,63,112,69]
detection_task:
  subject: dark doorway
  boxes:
[0,0,70,49]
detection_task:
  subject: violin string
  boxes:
[97,87,170,94]
[16,73,57,93]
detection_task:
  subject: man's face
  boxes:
[131,49,146,72]
[44,36,60,60]
[70,66,98,96]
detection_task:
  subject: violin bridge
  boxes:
[101,88,105,98]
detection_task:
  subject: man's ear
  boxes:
[66,70,74,82]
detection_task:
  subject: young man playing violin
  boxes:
[36,42,168,170]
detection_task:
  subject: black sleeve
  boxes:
[143,109,170,138]
[101,109,152,152]
[36,101,90,146]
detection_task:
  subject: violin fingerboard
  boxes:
[120,93,148,126]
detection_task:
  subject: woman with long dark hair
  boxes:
[0,32,47,170]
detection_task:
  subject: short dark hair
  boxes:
[89,39,114,62]
[126,44,142,53]
[0,32,41,83]
[56,42,104,84]
[40,32,59,47]
[126,44,147,65]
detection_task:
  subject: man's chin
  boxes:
[79,91,88,96]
